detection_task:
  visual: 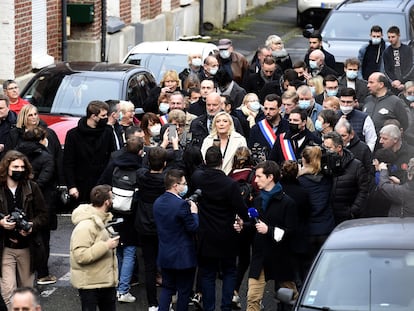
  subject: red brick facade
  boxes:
[141,0,162,20]
[68,0,102,40]
[15,0,32,76]
[47,0,62,61]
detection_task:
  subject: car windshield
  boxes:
[300,249,414,310]
[51,75,122,116]
[321,12,408,41]
[125,53,188,82]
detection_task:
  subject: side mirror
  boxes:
[275,288,295,305]
[303,24,314,38]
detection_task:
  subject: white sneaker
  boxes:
[118,292,136,303]
[148,306,159,311]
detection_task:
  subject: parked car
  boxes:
[20,62,156,144]
[122,41,218,83]
[296,0,343,27]
[279,217,414,310]
[304,0,414,69]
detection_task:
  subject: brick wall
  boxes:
[171,0,180,10]
[68,0,102,40]
[120,0,131,24]
[141,0,162,20]
[15,0,32,76]
[47,0,62,61]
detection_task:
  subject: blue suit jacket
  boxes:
[153,192,199,269]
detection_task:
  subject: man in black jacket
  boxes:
[191,146,248,311]
[323,131,369,225]
[0,95,17,158]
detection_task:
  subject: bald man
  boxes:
[308,49,339,78]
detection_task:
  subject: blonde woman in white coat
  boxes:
[201,111,247,175]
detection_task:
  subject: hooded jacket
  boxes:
[70,204,118,289]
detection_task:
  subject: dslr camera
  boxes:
[1,208,33,232]
[187,189,202,204]
[251,143,267,165]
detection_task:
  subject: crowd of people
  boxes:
[0,24,414,311]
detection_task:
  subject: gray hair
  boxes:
[334,118,353,134]
[380,124,401,141]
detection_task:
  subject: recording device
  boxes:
[251,143,267,165]
[213,138,220,147]
[168,124,177,141]
[187,189,202,204]
[105,218,124,238]
[248,207,260,224]
[0,208,32,232]
[320,145,342,176]
[57,185,70,205]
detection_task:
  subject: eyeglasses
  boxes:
[178,182,187,186]
[6,86,18,91]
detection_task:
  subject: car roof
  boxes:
[125,41,218,57]
[337,0,413,12]
[323,218,414,250]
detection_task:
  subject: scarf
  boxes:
[260,182,283,212]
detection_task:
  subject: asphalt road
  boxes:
[40,0,311,309]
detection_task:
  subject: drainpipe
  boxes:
[101,0,107,62]
[199,0,204,35]
[62,0,68,61]
[223,0,227,28]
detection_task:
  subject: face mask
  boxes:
[326,89,338,97]
[219,50,231,59]
[340,105,353,115]
[309,60,318,70]
[371,38,381,45]
[209,67,218,76]
[309,86,316,96]
[249,101,261,112]
[191,58,202,67]
[97,117,108,127]
[149,124,161,136]
[346,70,358,80]
[406,95,414,102]
[179,185,188,197]
[315,119,323,132]
[289,123,300,134]
[159,102,170,114]
[10,170,25,182]
[272,49,287,58]
[298,75,306,81]
[298,100,311,110]
[118,111,123,122]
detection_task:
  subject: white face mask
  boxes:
[159,102,169,114]
[371,37,381,45]
[191,58,202,67]
[149,124,161,136]
[219,50,231,59]
[309,60,318,70]
[340,105,353,115]
[209,67,218,75]
[249,101,261,112]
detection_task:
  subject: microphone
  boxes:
[248,207,260,224]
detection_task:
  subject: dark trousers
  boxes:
[78,287,116,311]
[199,256,237,311]
[142,235,159,307]
[36,229,51,278]
[159,267,195,311]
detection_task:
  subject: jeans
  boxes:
[78,287,116,311]
[116,245,137,294]
[199,256,237,311]
[159,267,195,311]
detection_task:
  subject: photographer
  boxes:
[0,150,48,306]
[153,169,199,311]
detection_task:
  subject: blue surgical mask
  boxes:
[249,101,261,112]
[159,102,170,114]
[209,67,218,75]
[191,58,202,67]
[309,60,318,70]
[219,50,231,59]
[406,95,414,102]
[371,38,381,45]
[309,86,316,96]
[179,185,188,197]
[118,111,123,122]
[346,70,358,80]
[298,100,311,110]
[326,89,338,97]
[315,119,323,132]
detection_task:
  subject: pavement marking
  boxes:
[40,287,57,297]
[50,252,70,257]
[59,272,71,281]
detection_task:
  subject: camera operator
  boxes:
[153,169,199,311]
[323,132,369,225]
[0,150,48,306]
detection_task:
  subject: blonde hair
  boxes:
[308,75,324,95]
[16,104,39,128]
[210,111,234,137]
[119,100,134,113]
[265,35,284,49]
[168,109,186,125]
[301,146,322,175]
[242,93,259,106]
[160,70,180,88]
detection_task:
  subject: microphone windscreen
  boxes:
[248,207,259,219]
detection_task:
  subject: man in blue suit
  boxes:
[153,169,199,311]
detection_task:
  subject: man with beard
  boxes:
[248,94,289,156]
[63,101,115,203]
[269,108,321,165]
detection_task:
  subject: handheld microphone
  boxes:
[248,207,260,224]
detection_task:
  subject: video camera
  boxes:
[320,145,342,176]
[251,143,267,165]
[187,189,202,204]
[0,208,32,232]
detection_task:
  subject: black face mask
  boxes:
[97,117,108,128]
[10,171,25,182]
[289,123,300,134]
[298,75,306,81]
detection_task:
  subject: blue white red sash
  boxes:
[159,114,168,125]
[258,119,276,147]
[279,133,296,161]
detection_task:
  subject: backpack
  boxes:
[238,169,256,206]
[111,166,138,213]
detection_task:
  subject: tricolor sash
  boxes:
[159,114,168,125]
[279,133,296,161]
[258,119,276,147]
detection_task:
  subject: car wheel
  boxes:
[296,10,305,27]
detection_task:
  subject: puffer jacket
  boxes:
[330,149,369,225]
[70,204,118,289]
